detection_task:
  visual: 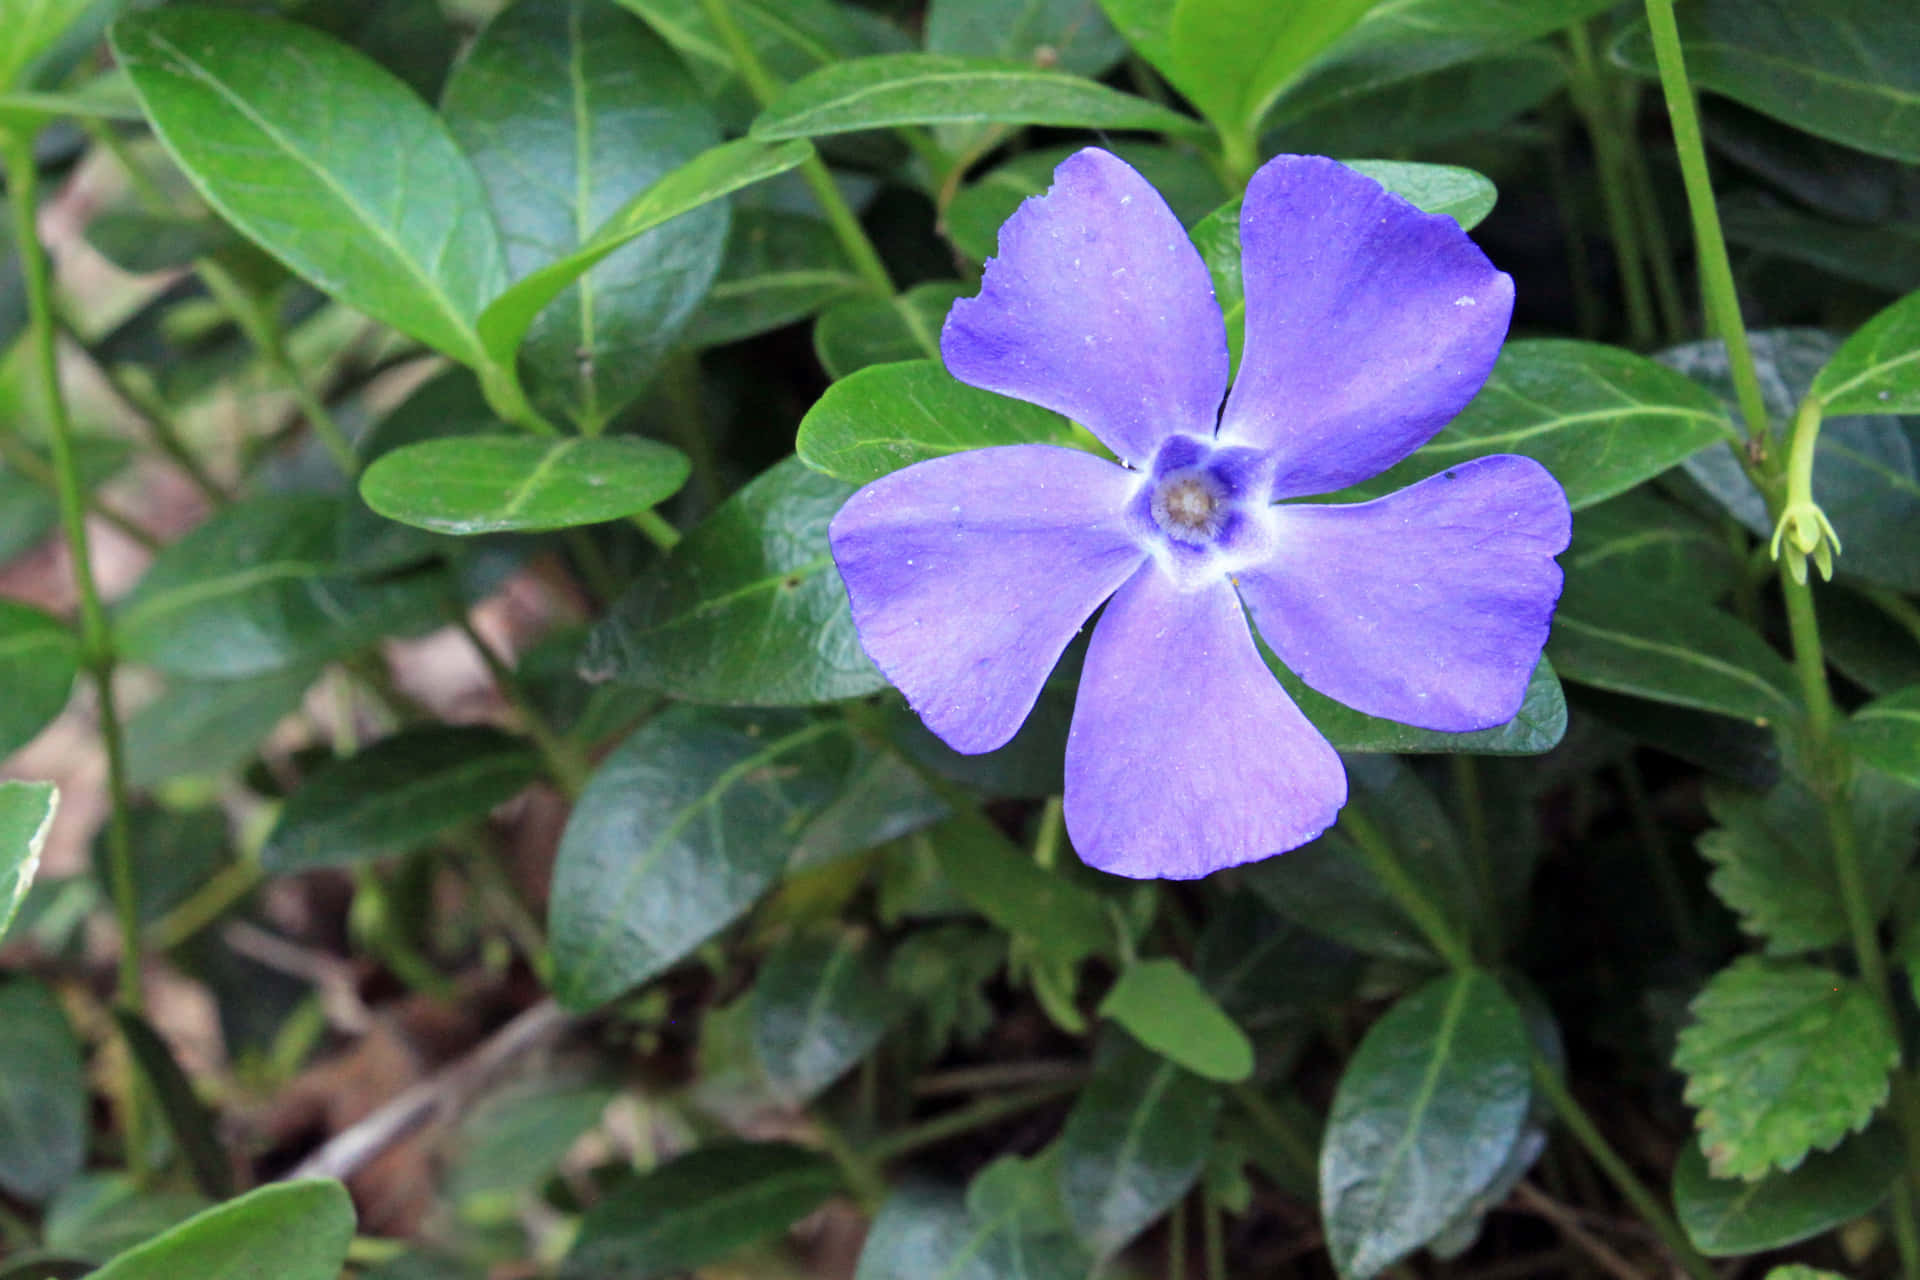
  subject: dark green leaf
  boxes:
[289,0,459,101]
[360,436,690,535]
[1057,1032,1219,1255]
[263,726,541,873]
[40,1175,208,1265]
[1813,289,1920,416]
[789,740,945,868]
[0,781,55,942]
[0,977,86,1202]
[855,1174,1091,1280]
[1675,1121,1902,1256]
[84,211,232,275]
[1192,893,1363,1028]
[95,806,231,928]
[1723,192,1920,295]
[126,667,320,788]
[750,54,1205,140]
[753,928,902,1101]
[1273,655,1568,757]
[113,1010,232,1199]
[1821,582,1920,697]
[564,1142,841,1280]
[86,1180,355,1280]
[443,0,725,427]
[1322,971,1533,1280]
[926,812,1112,966]
[1567,490,1741,602]
[1098,957,1254,1083]
[1848,686,1920,785]
[586,456,883,705]
[0,438,129,567]
[0,598,77,758]
[447,1084,615,1208]
[1266,48,1564,154]
[548,709,844,1009]
[812,282,958,380]
[112,9,505,365]
[928,0,1124,77]
[685,211,862,348]
[1675,958,1897,1180]
[615,0,907,105]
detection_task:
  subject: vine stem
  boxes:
[453,612,590,798]
[1340,804,1475,970]
[1565,24,1656,348]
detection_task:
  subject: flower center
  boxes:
[1150,472,1227,545]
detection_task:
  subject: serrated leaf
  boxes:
[1321,970,1533,1280]
[563,1142,841,1280]
[811,282,956,380]
[1813,289,1920,416]
[548,709,844,1009]
[443,0,725,427]
[1675,958,1897,1181]
[750,54,1206,140]
[262,726,542,873]
[112,9,505,366]
[752,928,901,1102]
[359,436,690,535]
[1675,1121,1901,1256]
[86,1180,354,1280]
[585,456,883,705]
[0,978,86,1202]
[1098,957,1253,1083]
[0,781,55,943]
[0,598,77,759]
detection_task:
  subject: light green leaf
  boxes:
[1675,1122,1901,1256]
[1848,686,1920,786]
[925,812,1112,966]
[750,54,1206,140]
[1813,289,1920,416]
[812,282,956,380]
[752,928,902,1102]
[0,598,77,759]
[0,0,94,92]
[0,781,56,944]
[1098,957,1254,1083]
[112,9,505,366]
[1675,958,1898,1181]
[1168,0,1378,134]
[87,1181,355,1280]
[0,977,86,1202]
[359,436,691,535]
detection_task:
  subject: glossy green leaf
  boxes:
[1567,490,1741,602]
[1813,289,1920,415]
[1322,971,1532,1280]
[1098,957,1253,1083]
[1274,655,1568,757]
[1057,1031,1220,1256]
[0,781,56,943]
[360,436,691,536]
[1266,47,1564,154]
[444,0,724,427]
[548,709,843,1009]
[116,496,445,679]
[753,929,902,1101]
[1676,958,1897,1180]
[685,211,862,348]
[263,726,542,873]
[585,457,883,705]
[615,0,907,103]
[113,1010,231,1200]
[0,977,86,1202]
[927,812,1112,966]
[789,739,945,868]
[563,1142,841,1280]
[126,666,320,787]
[1674,1121,1902,1256]
[797,359,1085,485]
[1700,772,1920,956]
[1848,687,1920,786]
[112,9,505,366]
[87,1180,355,1280]
[1722,192,1920,295]
[856,1172,1091,1280]
[812,282,958,380]
[475,136,812,379]
[1168,0,1377,134]
[0,598,77,759]
[1612,0,1920,163]
[926,0,1125,78]
[1549,571,1800,725]
[751,54,1205,140]
[340,367,501,573]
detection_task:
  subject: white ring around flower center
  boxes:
[1150,471,1227,545]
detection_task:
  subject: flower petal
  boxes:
[829,445,1147,754]
[1239,455,1571,731]
[941,148,1230,469]
[1064,567,1346,880]
[1218,155,1514,498]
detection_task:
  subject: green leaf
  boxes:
[125,667,320,787]
[796,358,1085,485]
[1567,490,1742,602]
[585,456,883,705]
[1274,655,1569,757]
[112,1010,232,1200]
[1675,958,1897,1181]
[753,928,902,1102]
[0,781,55,943]
[443,0,725,427]
[475,136,813,386]
[1675,1121,1902,1256]
[1822,582,1920,698]
[685,211,862,348]
[84,211,233,275]
[1848,686,1920,786]
[1766,1270,1852,1280]
[1266,47,1564,155]
[0,438,129,567]
[615,0,906,105]
[1700,772,1920,956]
[1322,971,1533,1280]
[40,1175,208,1265]
[95,807,230,931]
[789,739,945,869]
[111,9,505,366]
[1549,571,1800,725]
[1611,0,1920,163]
[926,812,1112,966]
[359,436,690,535]
[116,497,446,679]
[926,0,1126,78]
[262,726,543,873]
[1057,1031,1220,1256]
[340,367,501,573]
[812,282,958,380]
[855,1174,1091,1280]
[0,598,77,758]
[548,709,843,1009]
[750,54,1205,140]
[1168,0,1378,134]
[563,1142,842,1280]
[1723,192,1920,295]
[0,0,94,92]
[87,1180,355,1280]
[447,1084,614,1210]
[1098,957,1254,1083]
[1813,289,1920,416]
[0,977,86,1202]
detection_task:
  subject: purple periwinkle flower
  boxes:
[828,149,1571,880]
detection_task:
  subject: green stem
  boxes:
[1202,1183,1227,1280]
[1641,0,1770,441]
[813,1110,888,1212]
[1230,1085,1317,1190]
[1543,107,1603,342]
[1618,110,1689,343]
[629,506,681,552]
[1032,795,1065,870]
[453,612,590,798]
[147,859,264,953]
[1217,123,1260,192]
[863,1081,1075,1163]
[1566,25,1656,348]
[699,0,893,295]
[1531,1060,1717,1280]
[1341,804,1475,970]
[70,323,231,507]
[0,426,159,551]
[1451,756,1498,951]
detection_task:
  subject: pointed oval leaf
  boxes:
[1813,289,1920,416]
[1272,654,1568,757]
[0,977,87,1202]
[359,435,691,535]
[752,929,902,1102]
[750,53,1206,140]
[926,813,1113,966]
[0,598,77,758]
[686,211,863,348]
[812,282,958,380]
[1675,1121,1902,1256]
[0,781,55,942]
[111,9,505,365]
[87,1180,354,1280]
[1168,0,1376,133]
[1098,957,1254,1083]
